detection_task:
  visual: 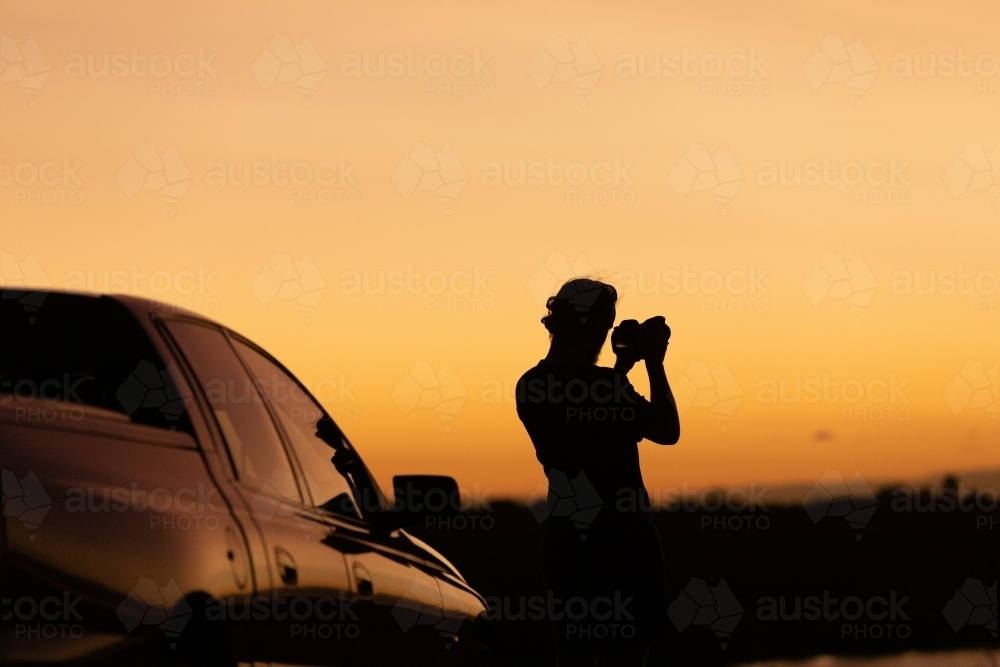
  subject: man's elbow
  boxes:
[647,425,680,445]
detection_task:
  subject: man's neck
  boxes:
[544,342,597,365]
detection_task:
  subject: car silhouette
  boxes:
[1,289,490,666]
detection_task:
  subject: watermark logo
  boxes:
[204,157,359,205]
[339,48,494,97]
[391,580,464,641]
[1,252,51,321]
[890,50,999,91]
[943,143,997,205]
[526,35,602,105]
[249,469,302,523]
[802,35,878,106]
[1,35,51,102]
[942,578,997,637]
[252,35,326,101]
[251,252,327,322]
[116,361,191,423]
[64,48,219,97]
[479,157,635,205]
[528,470,603,539]
[526,252,593,307]
[756,156,910,205]
[667,144,743,214]
[338,265,494,314]
[116,143,192,213]
[64,265,220,315]
[116,578,192,648]
[3,156,86,205]
[1,469,52,540]
[667,577,743,649]
[392,143,468,214]
[615,48,769,98]
[2,591,85,640]
[673,361,743,431]
[757,374,910,423]
[802,469,878,541]
[611,265,770,315]
[392,361,468,428]
[942,361,997,419]
[756,590,911,640]
[801,252,878,320]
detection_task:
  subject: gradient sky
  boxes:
[2,0,997,499]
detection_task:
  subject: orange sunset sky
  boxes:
[2,0,997,498]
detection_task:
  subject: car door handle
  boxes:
[353,562,373,598]
[275,547,298,586]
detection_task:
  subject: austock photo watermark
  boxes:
[64,47,220,96]
[479,156,637,205]
[756,155,912,205]
[804,469,998,539]
[1,156,85,205]
[798,36,1000,102]
[756,373,913,423]
[12,577,361,649]
[204,156,360,205]
[2,591,86,641]
[396,479,496,532]
[526,470,770,534]
[64,482,225,531]
[889,49,999,95]
[338,264,496,314]
[756,589,913,641]
[615,47,770,97]
[611,265,771,315]
[802,252,998,321]
[63,264,222,314]
[198,590,363,640]
[484,590,639,641]
[629,483,772,532]
[339,46,495,96]
[524,252,771,315]
[2,466,225,533]
[0,357,187,428]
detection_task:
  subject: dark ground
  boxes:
[407,484,999,666]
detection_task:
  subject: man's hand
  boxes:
[639,316,670,364]
[611,319,643,367]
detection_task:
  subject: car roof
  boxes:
[3,287,217,326]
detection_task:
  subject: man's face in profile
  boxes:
[579,305,615,363]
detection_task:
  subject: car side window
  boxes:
[233,339,361,521]
[1,293,193,433]
[165,321,300,503]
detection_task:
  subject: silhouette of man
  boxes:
[516,278,680,667]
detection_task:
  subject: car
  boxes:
[1,289,491,667]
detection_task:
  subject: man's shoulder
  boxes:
[517,362,547,385]
[518,361,618,383]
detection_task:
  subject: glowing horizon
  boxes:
[2,0,997,499]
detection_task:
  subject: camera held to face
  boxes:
[611,316,671,363]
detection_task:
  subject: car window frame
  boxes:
[158,316,307,506]
[225,330,381,528]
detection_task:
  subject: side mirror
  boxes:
[391,475,460,527]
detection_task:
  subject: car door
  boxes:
[229,335,451,667]
[1,293,258,665]
[164,320,355,666]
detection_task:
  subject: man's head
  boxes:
[541,278,617,362]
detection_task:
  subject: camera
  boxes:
[611,317,670,362]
